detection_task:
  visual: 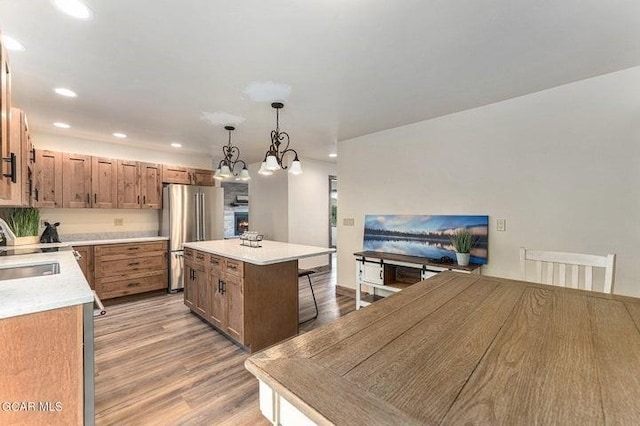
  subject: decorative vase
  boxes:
[6,236,41,246]
[456,252,470,266]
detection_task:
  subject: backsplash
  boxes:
[38,208,160,236]
[59,230,159,242]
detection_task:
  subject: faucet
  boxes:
[0,218,17,244]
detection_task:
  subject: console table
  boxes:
[354,251,481,309]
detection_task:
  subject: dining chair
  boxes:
[519,247,616,293]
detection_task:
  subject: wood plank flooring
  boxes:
[94,267,354,425]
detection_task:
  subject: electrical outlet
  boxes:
[497,219,506,232]
[343,218,355,227]
[114,218,124,226]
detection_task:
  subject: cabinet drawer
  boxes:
[94,241,167,258]
[194,250,207,266]
[95,253,166,278]
[96,271,167,299]
[209,254,223,271]
[225,258,244,277]
[184,247,194,261]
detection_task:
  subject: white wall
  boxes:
[32,133,212,235]
[338,66,640,297]
[288,159,337,269]
[249,158,336,269]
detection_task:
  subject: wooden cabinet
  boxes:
[0,35,12,201]
[63,153,92,208]
[91,156,118,208]
[0,107,30,206]
[185,249,308,351]
[94,240,167,299]
[19,109,34,206]
[0,305,84,425]
[162,164,191,184]
[162,164,215,186]
[74,245,94,290]
[33,149,63,208]
[117,160,162,209]
[139,162,162,208]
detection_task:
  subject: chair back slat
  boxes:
[519,248,615,294]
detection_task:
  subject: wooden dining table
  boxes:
[245,271,640,425]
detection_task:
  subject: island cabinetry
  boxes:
[94,241,167,299]
[184,248,298,352]
[0,304,83,425]
[33,150,62,208]
[355,251,481,309]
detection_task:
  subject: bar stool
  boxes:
[298,268,318,323]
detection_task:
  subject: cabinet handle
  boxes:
[220,280,226,294]
[228,264,237,271]
[2,152,17,183]
[87,193,90,204]
[218,279,222,293]
[127,282,141,287]
[379,270,383,280]
[34,188,39,202]
[129,262,140,266]
[137,195,140,204]
[143,195,146,205]
[31,148,36,163]
[127,247,140,250]
[94,193,97,204]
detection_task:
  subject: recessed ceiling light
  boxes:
[51,0,93,20]
[53,122,71,129]
[112,132,127,138]
[54,87,77,98]
[329,153,337,158]
[2,35,25,52]
[171,143,182,148]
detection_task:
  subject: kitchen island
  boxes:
[183,240,334,352]
[246,271,640,425]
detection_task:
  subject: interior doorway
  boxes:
[328,176,337,266]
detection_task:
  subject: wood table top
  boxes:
[245,271,640,425]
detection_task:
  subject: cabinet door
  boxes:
[0,40,11,201]
[20,111,33,206]
[63,153,92,208]
[92,156,118,208]
[192,169,214,186]
[0,107,23,206]
[184,260,196,309]
[195,265,210,317]
[208,269,226,329]
[361,262,384,285]
[139,162,162,209]
[162,164,191,184]
[33,150,62,208]
[117,160,140,208]
[225,273,244,343]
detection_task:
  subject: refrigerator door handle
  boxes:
[200,192,207,240]
[194,192,201,241]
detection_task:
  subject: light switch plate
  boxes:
[114,218,124,226]
[343,218,355,227]
[497,219,506,232]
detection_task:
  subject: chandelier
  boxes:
[258,102,302,175]
[214,126,251,181]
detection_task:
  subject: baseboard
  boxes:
[335,285,356,298]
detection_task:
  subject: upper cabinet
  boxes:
[117,160,162,209]
[92,156,118,209]
[162,164,215,186]
[33,150,62,208]
[192,168,215,186]
[0,108,29,206]
[62,153,92,208]
[0,36,14,201]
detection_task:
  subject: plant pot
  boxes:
[6,236,41,246]
[456,252,470,266]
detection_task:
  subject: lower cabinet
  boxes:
[94,240,168,299]
[184,248,297,352]
[0,305,84,425]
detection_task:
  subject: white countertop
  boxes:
[0,250,94,320]
[0,236,168,251]
[184,240,335,265]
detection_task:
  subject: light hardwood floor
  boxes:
[94,266,354,425]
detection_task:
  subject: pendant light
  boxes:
[258,102,302,175]
[214,126,251,181]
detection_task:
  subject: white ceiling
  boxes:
[1,0,638,165]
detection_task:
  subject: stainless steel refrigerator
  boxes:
[161,184,224,291]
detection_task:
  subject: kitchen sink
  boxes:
[0,262,60,281]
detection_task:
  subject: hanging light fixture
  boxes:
[258,102,302,175]
[214,126,251,181]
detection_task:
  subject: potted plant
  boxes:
[4,208,41,246]
[449,228,476,266]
